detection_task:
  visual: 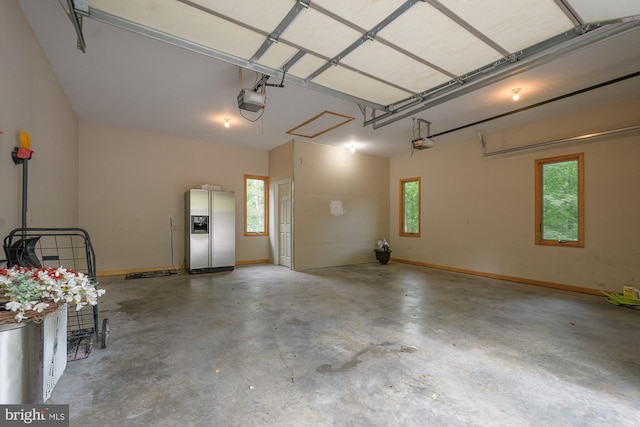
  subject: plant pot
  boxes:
[374,250,391,265]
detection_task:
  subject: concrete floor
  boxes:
[51,263,640,426]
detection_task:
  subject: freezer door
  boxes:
[212,191,235,268]
[188,189,209,216]
[186,189,210,270]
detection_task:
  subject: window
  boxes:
[244,175,268,236]
[400,177,420,237]
[535,153,584,247]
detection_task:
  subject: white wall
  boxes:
[292,140,390,270]
[5,0,637,290]
[78,122,269,273]
[0,0,79,241]
[390,98,640,292]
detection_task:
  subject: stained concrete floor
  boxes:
[50,263,640,426]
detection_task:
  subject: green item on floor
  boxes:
[600,291,640,309]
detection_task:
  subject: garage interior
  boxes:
[2,0,640,425]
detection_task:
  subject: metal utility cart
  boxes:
[3,228,109,361]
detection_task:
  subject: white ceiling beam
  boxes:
[305,0,423,82]
[248,0,310,64]
[552,0,584,26]
[308,0,457,80]
[176,0,269,39]
[425,0,510,57]
[366,20,640,128]
[88,7,388,111]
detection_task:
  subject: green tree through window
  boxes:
[245,175,268,236]
[535,154,583,247]
[400,177,420,237]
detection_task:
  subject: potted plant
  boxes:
[374,239,392,265]
[0,266,105,323]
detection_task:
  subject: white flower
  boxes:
[1,266,105,323]
[33,302,50,312]
[5,301,23,311]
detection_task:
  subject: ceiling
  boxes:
[19,0,640,157]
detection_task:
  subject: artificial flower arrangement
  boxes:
[0,266,105,323]
[376,238,391,252]
[374,239,392,264]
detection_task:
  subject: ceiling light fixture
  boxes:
[224,118,230,128]
[511,88,521,101]
[350,144,356,153]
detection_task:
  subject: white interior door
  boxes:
[276,179,292,268]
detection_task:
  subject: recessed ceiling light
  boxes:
[224,118,230,128]
[511,88,521,101]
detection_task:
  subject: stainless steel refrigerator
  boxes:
[185,189,235,273]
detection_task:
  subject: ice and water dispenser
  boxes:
[191,215,209,234]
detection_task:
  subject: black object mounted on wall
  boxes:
[12,131,34,229]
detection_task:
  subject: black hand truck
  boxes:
[3,228,109,361]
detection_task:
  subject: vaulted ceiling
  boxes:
[19,0,640,157]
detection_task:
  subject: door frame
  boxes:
[274,178,293,269]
